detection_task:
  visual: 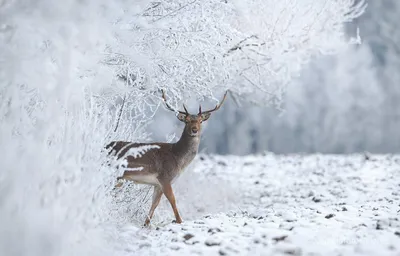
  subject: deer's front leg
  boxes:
[161,182,182,224]
[144,186,163,226]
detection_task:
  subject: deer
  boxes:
[106,90,228,226]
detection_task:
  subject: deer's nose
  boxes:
[191,127,198,133]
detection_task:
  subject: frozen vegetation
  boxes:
[3,1,399,256]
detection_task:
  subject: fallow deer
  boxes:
[106,90,227,226]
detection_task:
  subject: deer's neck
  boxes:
[173,127,200,165]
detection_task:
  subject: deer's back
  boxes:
[106,141,180,180]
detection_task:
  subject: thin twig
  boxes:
[114,95,126,132]
[224,35,266,57]
[143,2,161,13]
[152,0,197,23]
[229,90,242,108]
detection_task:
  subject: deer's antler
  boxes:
[161,90,188,115]
[198,91,228,115]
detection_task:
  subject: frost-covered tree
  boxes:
[0,0,366,255]
[107,0,366,105]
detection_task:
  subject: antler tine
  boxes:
[161,90,187,115]
[201,91,228,114]
[198,105,202,115]
[182,104,189,114]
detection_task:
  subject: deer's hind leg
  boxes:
[144,186,163,226]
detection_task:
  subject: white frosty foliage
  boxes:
[0,0,366,255]
[104,0,366,107]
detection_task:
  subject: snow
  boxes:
[113,154,400,255]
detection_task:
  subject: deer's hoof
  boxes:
[172,219,183,224]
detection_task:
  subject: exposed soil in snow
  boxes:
[114,154,400,255]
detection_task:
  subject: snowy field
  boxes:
[113,154,400,256]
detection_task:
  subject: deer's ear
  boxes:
[177,113,187,122]
[201,113,211,122]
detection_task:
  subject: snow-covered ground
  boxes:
[113,154,400,256]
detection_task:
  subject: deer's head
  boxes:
[161,90,228,137]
